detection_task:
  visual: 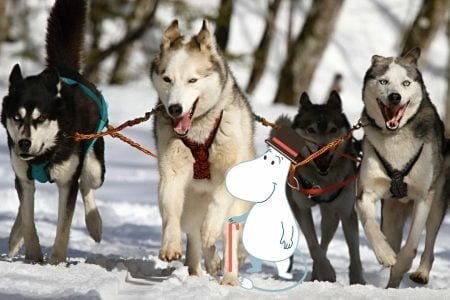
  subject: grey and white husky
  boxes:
[279,91,365,284]
[357,48,446,288]
[150,20,255,285]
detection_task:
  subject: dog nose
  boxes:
[388,93,401,105]
[168,104,183,118]
[18,139,31,152]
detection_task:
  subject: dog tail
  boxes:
[45,0,87,72]
[269,115,293,138]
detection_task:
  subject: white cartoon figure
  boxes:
[226,128,308,291]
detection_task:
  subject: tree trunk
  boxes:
[445,3,450,138]
[0,0,8,42]
[245,0,282,94]
[215,0,233,51]
[274,0,345,105]
[400,0,449,65]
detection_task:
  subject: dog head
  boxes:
[151,20,227,137]
[2,64,63,160]
[363,48,424,131]
[291,91,350,175]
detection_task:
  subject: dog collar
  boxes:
[372,143,424,198]
[181,111,223,180]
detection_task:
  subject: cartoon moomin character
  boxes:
[226,127,308,291]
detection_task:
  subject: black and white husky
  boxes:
[357,48,446,288]
[1,0,105,264]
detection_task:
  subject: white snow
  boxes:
[1,0,450,299]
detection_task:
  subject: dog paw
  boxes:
[49,255,66,265]
[220,273,240,286]
[205,255,222,277]
[85,210,102,243]
[409,271,429,284]
[188,266,203,276]
[25,248,44,263]
[373,241,397,267]
[159,241,182,262]
[312,259,336,282]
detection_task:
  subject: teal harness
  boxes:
[27,76,108,183]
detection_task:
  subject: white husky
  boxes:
[150,20,255,285]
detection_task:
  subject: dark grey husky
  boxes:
[277,91,365,284]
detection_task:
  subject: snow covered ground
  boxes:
[1,0,450,299]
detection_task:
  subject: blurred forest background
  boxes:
[0,0,448,125]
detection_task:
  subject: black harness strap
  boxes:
[373,144,424,198]
[296,175,344,203]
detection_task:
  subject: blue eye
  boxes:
[13,114,21,121]
[188,78,198,83]
[379,79,388,85]
[402,80,411,87]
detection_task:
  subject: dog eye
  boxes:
[13,114,21,122]
[188,78,198,84]
[329,127,337,134]
[163,76,172,83]
[306,127,316,134]
[379,79,388,85]
[36,115,47,123]
[402,80,411,87]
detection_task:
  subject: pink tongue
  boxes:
[173,114,192,135]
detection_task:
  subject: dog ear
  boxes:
[9,64,23,89]
[402,47,421,65]
[40,67,60,90]
[299,92,313,110]
[193,20,215,52]
[371,55,388,65]
[327,90,342,111]
[162,20,181,50]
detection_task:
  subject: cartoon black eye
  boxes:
[188,78,198,83]
[271,161,275,165]
[13,114,21,121]
[306,127,316,134]
[379,79,388,85]
[329,127,337,134]
[263,155,267,160]
[402,80,411,87]
[163,76,172,83]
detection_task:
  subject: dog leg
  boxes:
[386,192,434,288]
[341,208,365,285]
[294,205,335,282]
[204,244,222,277]
[185,233,203,276]
[19,179,43,263]
[50,180,78,264]
[80,151,103,243]
[319,205,339,254]
[410,181,446,285]
[381,199,410,253]
[357,190,397,267]
[159,178,186,262]
[9,178,24,257]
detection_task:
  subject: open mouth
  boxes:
[171,98,199,137]
[377,99,410,131]
[307,146,333,176]
[19,153,35,160]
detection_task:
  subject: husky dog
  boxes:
[357,48,446,288]
[150,20,255,285]
[1,0,104,264]
[279,91,365,284]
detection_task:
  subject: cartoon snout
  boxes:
[225,157,277,203]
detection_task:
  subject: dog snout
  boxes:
[168,104,183,118]
[388,93,401,105]
[18,139,32,152]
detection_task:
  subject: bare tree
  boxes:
[84,0,159,80]
[215,0,233,51]
[245,0,282,94]
[400,0,449,65]
[274,0,345,105]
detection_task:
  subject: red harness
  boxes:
[182,111,223,180]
